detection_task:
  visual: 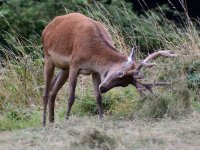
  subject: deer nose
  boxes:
[99,86,107,93]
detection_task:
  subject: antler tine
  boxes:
[128,47,136,63]
[134,81,171,95]
[136,50,177,72]
[142,50,177,63]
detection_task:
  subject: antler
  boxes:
[136,81,171,94]
[130,50,177,95]
[127,50,177,77]
[136,50,177,72]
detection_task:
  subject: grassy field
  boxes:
[0,2,200,150]
[0,114,200,150]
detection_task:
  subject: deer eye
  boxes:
[117,71,124,78]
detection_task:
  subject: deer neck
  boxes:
[92,49,127,80]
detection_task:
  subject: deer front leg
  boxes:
[92,73,104,119]
[65,67,78,120]
[48,69,69,123]
[43,58,55,127]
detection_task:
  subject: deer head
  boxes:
[99,48,136,93]
[99,49,177,94]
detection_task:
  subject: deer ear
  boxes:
[117,71,125,78]
[128,48,135,63]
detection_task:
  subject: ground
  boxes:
[0,113,200,150]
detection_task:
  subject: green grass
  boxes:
[0,109,41,131]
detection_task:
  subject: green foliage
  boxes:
[0,0,64,40]
[0,107,41,131]
[134,87,192,119]
[69,86,139,118]
[187,61,200,88]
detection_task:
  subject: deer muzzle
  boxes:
[99,86,108,93]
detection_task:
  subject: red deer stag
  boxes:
[42,13,176,126]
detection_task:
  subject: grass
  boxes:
[0,109,41,131]
[0,114,200,149]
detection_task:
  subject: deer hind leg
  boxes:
[48,69,69,123]
[92,73,104,119]
[43,58,55,127]
[66,67,78,119]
